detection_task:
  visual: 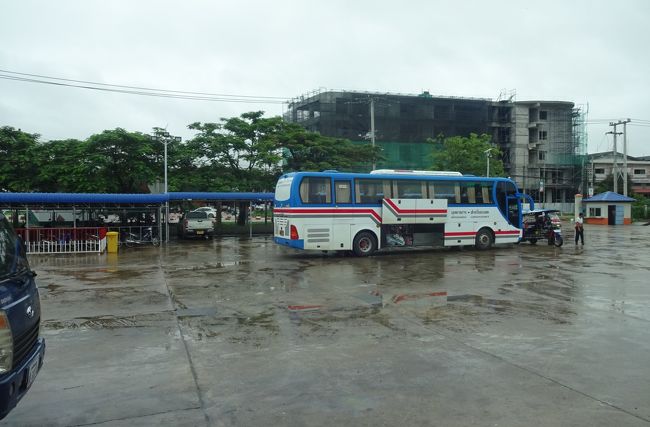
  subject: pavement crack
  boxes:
[159,257,211,427]
[70,406,202,426]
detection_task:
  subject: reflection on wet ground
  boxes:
[6,225,650,426]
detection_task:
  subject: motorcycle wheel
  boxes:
[529,238,537,245]
[554,235,563,247]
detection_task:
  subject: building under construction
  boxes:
[285,90,587,203]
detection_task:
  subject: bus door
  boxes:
[333,180,353,249]
[507,195,522,228]
[497,181,521,227]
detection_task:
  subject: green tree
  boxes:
[429,133,504,177]
[188,111,283,192]
[34,138,100,192]
[0,126,40,192]
[85,128,158,193]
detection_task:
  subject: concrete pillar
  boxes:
[575,194,583,218]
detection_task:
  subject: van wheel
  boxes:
[353,232,377,257]
[475,228,494,250]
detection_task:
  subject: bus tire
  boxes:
[353,231,377,257]
[475,228,494,250]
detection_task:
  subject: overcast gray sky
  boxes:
[1,0,649,155]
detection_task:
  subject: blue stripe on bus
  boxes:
[274,237,305,249]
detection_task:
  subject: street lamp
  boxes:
[484,147,494,177]
[150,130,182,244]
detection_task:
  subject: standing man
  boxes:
[575,212,584,245]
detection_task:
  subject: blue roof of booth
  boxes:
[583,191,635,203]
[0,192,274,204]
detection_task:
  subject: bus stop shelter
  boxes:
[0,192,274,253]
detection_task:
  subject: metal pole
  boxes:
[370,97,376,170]
[249,201,253,239]
[487,154,490,177]
[622,123,627,196]
[164,139,169,243]
[612,124,618,194]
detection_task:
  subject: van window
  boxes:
[300,177,332,204]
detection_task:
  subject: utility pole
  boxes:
[622,119,631,196]
[150,129,182,244]
[370,97,376,170]
[608,119,630,194]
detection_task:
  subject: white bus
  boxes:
[273,170,533,256]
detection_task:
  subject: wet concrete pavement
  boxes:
[3,224,650,426]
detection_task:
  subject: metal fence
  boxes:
[16,227,108,254]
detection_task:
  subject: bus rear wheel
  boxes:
[353,231,377,257]
[475,228,494,250]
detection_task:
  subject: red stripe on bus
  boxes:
[384,198,447,215]
[274,208,382,223]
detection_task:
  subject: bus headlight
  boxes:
[0,310,13,374]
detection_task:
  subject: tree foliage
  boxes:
[0,111,384,194]
[0,126,40,192]
[429,133,505,177]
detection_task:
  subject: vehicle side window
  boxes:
[300,177,332,204]
[434,182,459,204]
[396,180,425,199]
[355,179,391,204]
[335,181,352,204]
[0,217,19,277]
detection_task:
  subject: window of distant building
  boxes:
[589,207,601,217]
[539,130,548,140]
[538,151,547,161]
[634,169,646,175]
[539,111,548,120]
[595,168,605,174]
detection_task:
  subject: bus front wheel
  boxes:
[353,231,377,257]
[475,228,494,250]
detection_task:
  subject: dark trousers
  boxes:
[575,228,584,245]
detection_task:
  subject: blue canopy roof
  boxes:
[168,192,274,201]
[0,192,274,205]
[583,191,635,203]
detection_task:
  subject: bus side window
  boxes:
[482,183,492,204]
[396,180,424,199]
[335,181,351,204]
[434,182,457,204]
[355,179,389,204]
[466,183,476,204]
[454,184,461,204]
[300,177,332,204]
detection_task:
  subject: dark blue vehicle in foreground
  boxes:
[0,212,45,420]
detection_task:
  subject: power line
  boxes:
[0,68,288,104]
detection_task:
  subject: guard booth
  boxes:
[582,191,635,225]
